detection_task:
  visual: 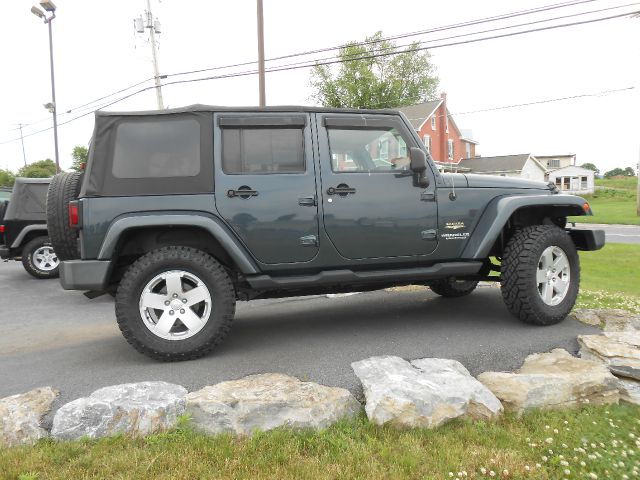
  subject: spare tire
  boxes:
[46,171,83,261]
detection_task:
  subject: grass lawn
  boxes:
[2,406,639,480]
[571,176,639,225]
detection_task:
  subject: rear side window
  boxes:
[222,128,304,174]
[112,118,200,179]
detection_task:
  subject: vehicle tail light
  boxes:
[0,225,4,233]
[69,201,79,228]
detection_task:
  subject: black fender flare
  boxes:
[461,194,590,259]
[96,212,260,274]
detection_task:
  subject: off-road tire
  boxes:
[501,225,579,325]
[115,246,236,361]
[21,236,59,279]
[46,172,83,261]
[428,277,479,297]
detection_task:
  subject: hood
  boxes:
[463,174,551,190]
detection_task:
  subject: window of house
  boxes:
[555,177,562,187]
[431,116,436,130]
[581,176,588,189]
[112,118,201,178]
[465,142,471,159]
[222,128,305,174]
[328,127,410,173]
[548,159,560,169]
[447,139,454,160]
[563,177,570,190]
[423,134,431,153]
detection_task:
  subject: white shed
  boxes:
[547,166,595,195]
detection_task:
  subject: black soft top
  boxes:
[3,177,50,221]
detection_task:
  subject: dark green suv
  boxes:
[47,105,604,361]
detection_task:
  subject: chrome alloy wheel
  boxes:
[33,246,59,271]
[536,245,571,306]
[139,270,212,340]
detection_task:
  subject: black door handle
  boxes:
[227,186,259,199]
[327,184,356,196]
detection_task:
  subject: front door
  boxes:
[214,113,319,265]
[316,113,438,260]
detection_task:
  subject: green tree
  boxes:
[70,146,89,172]
[0,168,15,187]
[623,166,636,176]
[16,159,58,178]
[580,163,600,175]
[310,32,439,109]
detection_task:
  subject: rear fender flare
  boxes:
[10,225,48,248]
[97,213,259,274]
[461,194,590,259]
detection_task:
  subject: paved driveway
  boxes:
[0,261,598,427]
[574,223,640,244]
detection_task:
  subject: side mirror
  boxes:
[409,147,427,173]
[409,147,429,187]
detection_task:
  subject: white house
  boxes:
[547,165,595,194]
[458,154,547,182]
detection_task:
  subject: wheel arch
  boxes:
[98,213,260,275]
[462,194,590,259]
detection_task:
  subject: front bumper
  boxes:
[0,245,10,260]
[59,259,112,290]
[567,229,605,251]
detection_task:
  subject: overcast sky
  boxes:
[1,0,638,173]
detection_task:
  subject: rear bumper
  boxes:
[0,245,10,260]
[59,259,112,290]
[567,229,605,251]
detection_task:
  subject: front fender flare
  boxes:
[96,213,260,274]
[461,194,590,259]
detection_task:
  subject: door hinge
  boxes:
[421,229,437,240]
[298,195,317,207]
[420,192,436,201]
[300,235,318,246]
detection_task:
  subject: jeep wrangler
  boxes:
[0,177,60,279]
[47,105,604,361]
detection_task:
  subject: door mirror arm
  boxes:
[409,147,429,188]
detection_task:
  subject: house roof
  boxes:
[397,100,443,129]
[459,154,534,173]
[547,165,594,175]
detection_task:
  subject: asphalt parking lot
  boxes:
[0,260,598,426]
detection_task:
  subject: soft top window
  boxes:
[113,118,200,179]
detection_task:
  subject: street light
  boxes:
[31,0,60,173]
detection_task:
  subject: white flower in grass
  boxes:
[554,429,559,434]
[524,465,530,471]
[479,467,487,474]
[448,472,454,477]
[564,469,570,475]
[562,443,568,448]
[536,463,541,468]
[560,460,568,466]
[580,461,586,467]
[502,470,508,476]
[545,425,550,430]
[542,456,548,462]
[564,420,569,425]
[489,471,495,477]
[559,455,564,459]
[588,474,597,479]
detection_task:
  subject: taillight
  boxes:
[69,201,79,228]
[0,225,4,233]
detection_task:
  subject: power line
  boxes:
[9,0,607,128]
[2,7,637,145]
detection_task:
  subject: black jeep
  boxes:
[46,105,604,361]
[1,177,59,278]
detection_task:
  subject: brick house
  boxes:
[399,93,479,170]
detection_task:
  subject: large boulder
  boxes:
[571,309,640,331]
[478,349,619,414]
[186,373,360,436]
[578,332,640,369]
[618,378,640,405]
[51,382,187,441]
[0,387,58,447]
[351,356,502,428]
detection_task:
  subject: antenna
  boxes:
[133,0,164,109]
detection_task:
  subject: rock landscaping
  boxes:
[478,349,619,414]
[571,308,640,331]
[186,373,360,436]
[351,356,502,428]
[0,387,58,447]
[2,308,637,446]
[51,382,187,441]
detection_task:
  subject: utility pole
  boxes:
[16,124,27,166]
[636,145,639,216]
[257,0,266,107]
[134,0,164,109]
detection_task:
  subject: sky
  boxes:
[0,0,638,174]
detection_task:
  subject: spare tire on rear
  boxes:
[46,171,83,261]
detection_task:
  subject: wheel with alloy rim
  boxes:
[116,246,235,361]
[501,225,579,325]
[21,236,60,279]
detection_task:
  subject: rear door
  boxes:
[316,113,438,260]
[214,113,319,265]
